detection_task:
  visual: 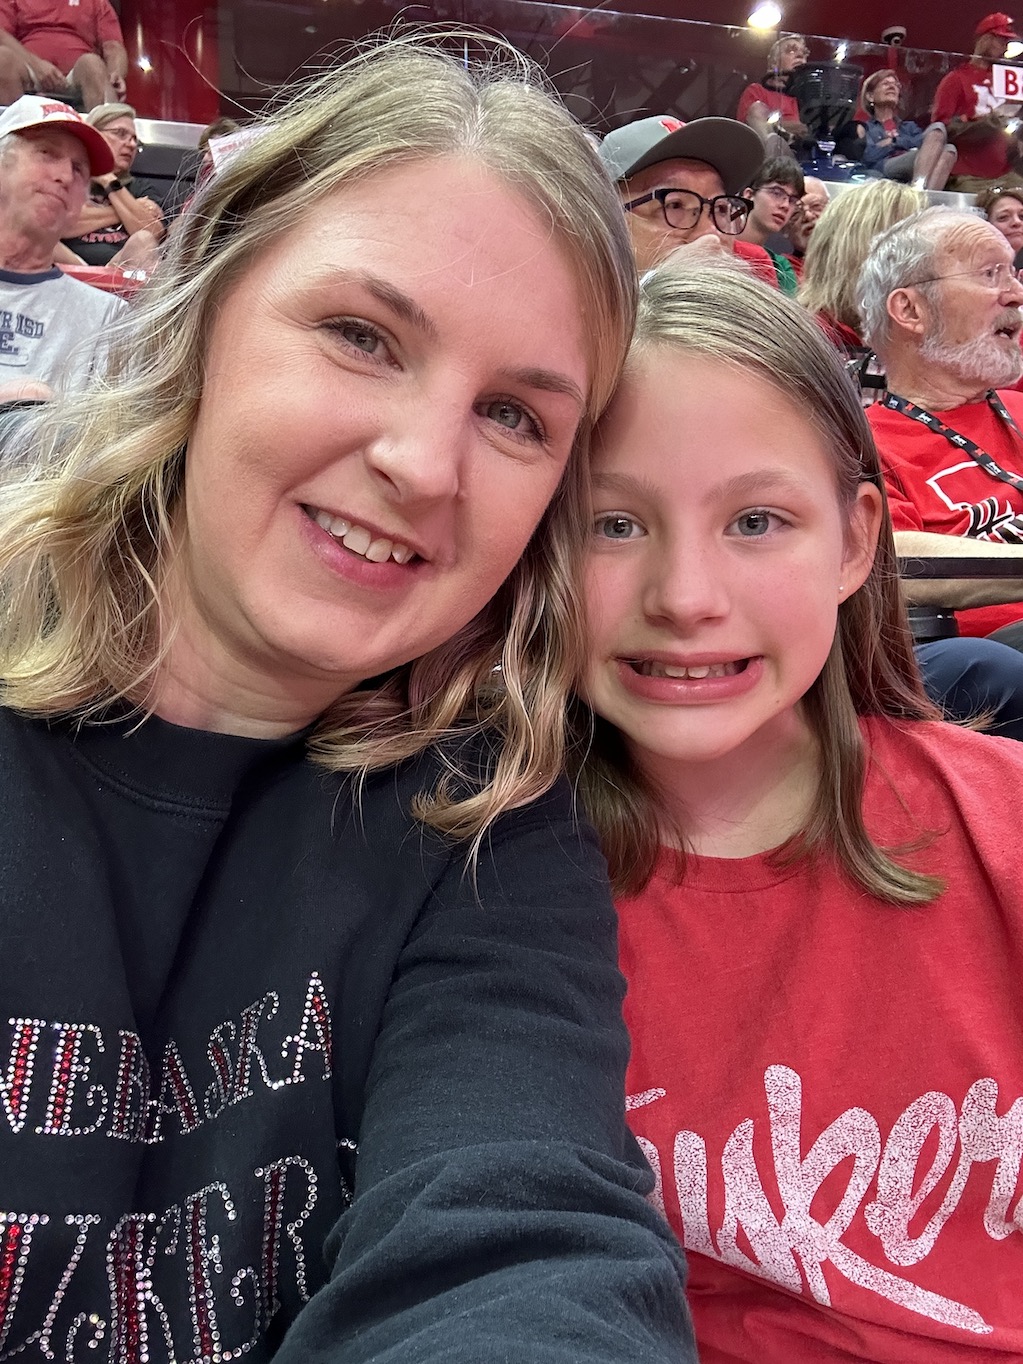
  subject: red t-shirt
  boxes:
[932,62,1012,180]
[867,393,1023,636]
[736,82,800,126]
[732,238,779,288]
[0,0,122,72]
[620,716,1023,1363]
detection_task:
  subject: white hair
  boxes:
[857,207,986,358]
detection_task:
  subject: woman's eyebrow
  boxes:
[323,268,439,339]
[501,366,585,410]
[320,272,584,409]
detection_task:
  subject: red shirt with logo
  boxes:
[620,716,1023,1363]
[0,0,122,72]
[932,62,1013,180]
[867,392,1023,636]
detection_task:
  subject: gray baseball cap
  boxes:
[598,115,765,196]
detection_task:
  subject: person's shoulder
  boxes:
[865,401,904,436]
[59,273,126,319]
[866,713,1023,786]
[995,387,1023,420]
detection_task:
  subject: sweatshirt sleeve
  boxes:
[274,778,695,1363]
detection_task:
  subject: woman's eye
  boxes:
[331,320,388,358]
[481,399,543,442]
[594,513,642,540]
[730,508,781,538]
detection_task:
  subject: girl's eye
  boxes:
[730,508,781,538]
[594,513,643,541]
[480,398,544,443]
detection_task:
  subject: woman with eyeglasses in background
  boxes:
[60,100,165,271]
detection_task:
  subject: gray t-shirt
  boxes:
[0,267,126,395]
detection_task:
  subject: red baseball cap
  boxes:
[0,95,113,175]
[976,12,1020,39]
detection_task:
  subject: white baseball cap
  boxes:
[0,95,113,175]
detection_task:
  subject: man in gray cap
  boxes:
[598,114,766,273]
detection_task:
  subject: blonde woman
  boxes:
[0,36,694,1364]
[798,178,926,352]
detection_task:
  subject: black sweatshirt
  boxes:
[0,707,695,1363]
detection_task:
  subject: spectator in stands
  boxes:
[0,0,126,111]
[765,174,828,274]
[0,94,123,395]
[932,12,1023,192]
[736,34,809,150]
[163,115,242,220]
[977,183,1023,268]
[861,206,1023,647]
[597,115,775,280]
[797,182,1023,737]
[739,156,802,293]
[61,102,164,271]
[856,70,955,188]
[800,179,926,366]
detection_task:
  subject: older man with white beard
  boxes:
[861,206,1023,647]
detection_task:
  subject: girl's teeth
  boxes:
[640,661,739,678]
[328,515,350,538]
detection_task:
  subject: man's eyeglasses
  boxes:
[622,187,751,236]
[910,262,1022,292]
[759,184,801,209]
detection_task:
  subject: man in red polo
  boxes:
[0,0,127,112]
[932,12,1023,192]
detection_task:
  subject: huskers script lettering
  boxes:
[629,1064,1023,1334]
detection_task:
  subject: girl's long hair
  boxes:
[0,31,637,853]
[571,262,943,904]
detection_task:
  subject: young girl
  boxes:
[573,261,1023,1361]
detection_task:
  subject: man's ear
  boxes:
[886,285,929,338]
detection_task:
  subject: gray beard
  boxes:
[919,331,1023,390]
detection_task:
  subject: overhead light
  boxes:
[835,41,848,62]
[137,54,152,72]
[747,2,782,29]
[1007,39,1023,58]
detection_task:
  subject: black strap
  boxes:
[881,390,1023,497]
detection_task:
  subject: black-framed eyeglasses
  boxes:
[622,187,752,236]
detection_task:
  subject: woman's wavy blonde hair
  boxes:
[0,31,637,849]
[798,179,926,335]
[570,262,944,905]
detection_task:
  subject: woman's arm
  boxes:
[861,119,894,168]
[105,181,166,241]
[276,777,695,1363]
